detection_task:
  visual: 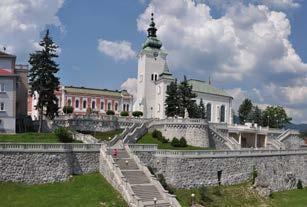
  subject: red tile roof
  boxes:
[0,68,13,75]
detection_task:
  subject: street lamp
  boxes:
[153,197,157,207]
[191,193,195,205]
[267,115,270,128]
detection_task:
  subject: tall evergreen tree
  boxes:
[28,30,60,132]
[253,106,263,125]
[178,76,197,118]
[238,99,253,124]
[165,80,180,117]
[199,98,206,119]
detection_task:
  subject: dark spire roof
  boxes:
[143,13,162,50]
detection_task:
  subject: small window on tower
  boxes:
[155,74,158,81]
[151,74,154,81]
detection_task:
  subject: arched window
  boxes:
[75,100,79,109]
[92,101,96,109]
[206,103,211,122]
[151,74,154,81]
[108,102,111,110]
[100,102,104,110]
[83,100,87,109]
[67,99,72,107]
[127,104,129,112]
[123,104,126,111]
[220,105,225,123]
[155,74,158,81]
[0,102,4,111]
[115,102,118,111]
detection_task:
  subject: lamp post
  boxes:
[267,115,270,128]
[191,193,195,206]
[274,114,277,128]
[153,197,157,207]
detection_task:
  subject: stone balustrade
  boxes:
[129,144,307,158]
[0,143,101,152]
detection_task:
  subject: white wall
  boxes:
[195,92,233,124]
[0,77,16,133]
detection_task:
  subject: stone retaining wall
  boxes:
[149,119,210,147]
[0,145,100,184]
[133,147,307,192]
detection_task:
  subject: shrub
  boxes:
[147,166,155,175]
[120,111,129,116]
[106,110,115,115]
[54,127,73,143]
[297,179,303,189]
[179,137,187,147]
[252,165,258,185]
[160,136,169,143]
[157,174,175,194]
[212,186,222,196]
[63,105,74,114]
[86,107,92,115]
[171,137,181,147]
[152,129,162,139]
[132,111,143,117]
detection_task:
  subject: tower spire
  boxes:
[147,13,157,37]
[142,12,162,49]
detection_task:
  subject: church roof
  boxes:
[188,79,232,98]
[0,51,16,58]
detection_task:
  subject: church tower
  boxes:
[133,13,173,118]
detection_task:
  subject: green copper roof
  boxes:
[143,13,162,50]
[64,86,126,98]
[188,79,232,98]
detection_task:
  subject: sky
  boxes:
[0,0,306,123]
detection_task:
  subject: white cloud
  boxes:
[137,0,307,123]
[121,78,138,100]
[0,0,64,62]
[98,39,136,61]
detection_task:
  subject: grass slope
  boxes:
[79,129,124,141]
[174,182,307,207]
[0,133,61,143]
[138,133,213,150]
[0,173,128,207]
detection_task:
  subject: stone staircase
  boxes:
[209,125,240,150]
[99,145,180,207]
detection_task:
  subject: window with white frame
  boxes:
[0,83,5,92]
[0,102,4,111]
[115,102,118,111]
[108,102,112,110]
[92,100,96,109]
[75,99,80,109]
[83,100,87,109]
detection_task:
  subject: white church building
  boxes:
[133,14,233,124]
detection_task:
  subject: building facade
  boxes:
[28,85,133,120]
[0,52,28,133]
[133,14,233,124]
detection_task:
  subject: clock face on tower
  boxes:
[153,51,159,58]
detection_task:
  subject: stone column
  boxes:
[255,133,258,148]
[239,132,242,147]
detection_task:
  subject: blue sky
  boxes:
[0,0,306,123]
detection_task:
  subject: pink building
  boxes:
[28,85,133,120]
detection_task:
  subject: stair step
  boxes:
[115,159,139,170]
[131,184,164,202]
[143,200,171,207]
[110,149,130,158]
[122,170,150,184]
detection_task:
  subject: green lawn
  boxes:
[0,132,67,143]
[79,129,124,141]
[174,182,307,207]
[137,133,213,150]
[0,173,128,207]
